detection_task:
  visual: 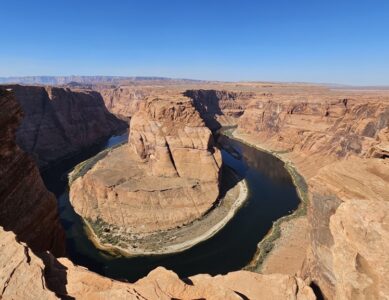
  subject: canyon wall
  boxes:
[99,87,252,130]
[237,96,389,159]
[3,85,128,168]
[184,89,249,130]
[0,226,314,299]
[0,89,64,255]
[235,93,389,299]
[99,86,150,120]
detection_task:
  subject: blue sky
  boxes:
[1,0,389,85]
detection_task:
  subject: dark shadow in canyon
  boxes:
[184,89,224,130]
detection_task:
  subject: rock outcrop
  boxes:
[304,158,389,299]
[0,227,58,299]
[3,85,128,168]
[70,97,222,243]
[0,225,314,300]
[0,89,64,255]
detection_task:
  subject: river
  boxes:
[41,131,300,282]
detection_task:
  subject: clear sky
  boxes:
[1,0,389,85]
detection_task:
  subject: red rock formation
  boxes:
[234,88,389,299]
[70,97,222,237]
[4,85,128,168]
[0,89,64,255]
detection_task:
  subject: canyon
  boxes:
[0,86,314,300]
[1,81,388,299]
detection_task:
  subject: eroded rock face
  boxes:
[0,227,58,300]
[237,97,389,159]
[234,89,389,299]
[331,200,389,299]
[70,97,221,235]
[4,85,128,168]
[100,86,150,121]
[0,89,64,255]
[303,158,389,299]
[129,98,221,180]
[184,89,250,130]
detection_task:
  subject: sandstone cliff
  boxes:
[0,89,64,255]
[70,97,222,241]
[234,88,389,299]
[100,86,150,120]
[237,96,389,160]
[3,85,128,168]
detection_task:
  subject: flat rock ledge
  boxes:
[69,144,248,256]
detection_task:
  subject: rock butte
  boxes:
[70,96,223,252]
[1,80,389,299]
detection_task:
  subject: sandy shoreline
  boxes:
[82,173,249,257]
[227,130,309,274]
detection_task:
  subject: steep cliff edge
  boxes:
[234,92,389,299]
[3,85,128,168]
[0,89,64,255]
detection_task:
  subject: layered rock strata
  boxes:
[99,86,254,129]
[0,89,64,255]
[70,97,222,241]
[184,89,250,130]
[234,90,389,299]
[3,84,128,168]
